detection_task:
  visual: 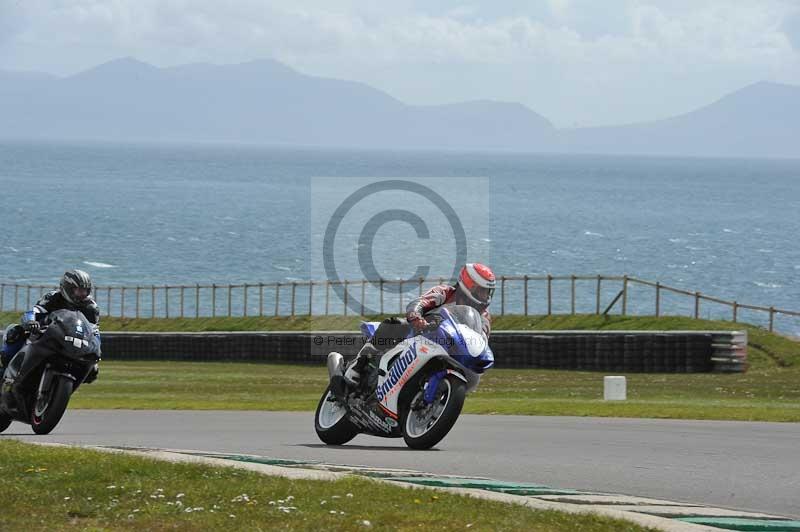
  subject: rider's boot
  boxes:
[0,343,14,375]
[344,343,379,387]
[1,326,24,373]
[84,363,99,384]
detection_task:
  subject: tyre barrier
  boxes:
[98,330,747,373]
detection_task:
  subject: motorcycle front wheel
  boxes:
[402,374,465,450]
[31,377,72,435]
[314,386,358,445]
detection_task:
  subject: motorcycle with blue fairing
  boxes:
[0,309,101,435]
[315,305,493,450]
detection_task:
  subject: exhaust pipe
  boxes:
[327,352,344,379]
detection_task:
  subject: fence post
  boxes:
[195,284,200,318]
[14,285,19,312]
[150,285,155,318]
[0,284,4,311]
[694,292,700,319]
[399,280,404,313]
[227,285,232,317]
[732,301,738,323]
[309,281,314,316]
[622,275,628,316]
[243,284,248,317]
[275,283,281,316]
[25,285,30,310]
[500,276,506,315]
[108,287,112,318]
[325,281,330,315]
[343,281,348,316]
[291,282,297,317]
[570,275,576,315]
[596,275,601,314]
[165,286,170,318]
[122,287,127,318]
[259,283,264,317]
[769,307,775,332]
[380,279,384,314]
[361,280,366,316]
[135,286,140,318]
[180,286,185,318]
[523,275,529,315]
[655,282,661,317]
[418,277,424,296]
[547,274,552,316]
[212,284,216,317]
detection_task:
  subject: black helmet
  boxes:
[60,269,93,304]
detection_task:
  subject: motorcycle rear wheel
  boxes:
[31,377,72,435]
[315,386,358,445]
[402,374,465,450]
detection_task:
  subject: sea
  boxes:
[0,140,797,332]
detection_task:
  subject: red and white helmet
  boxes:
[456,263,496,310]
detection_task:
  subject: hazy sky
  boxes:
[1,0,799,126]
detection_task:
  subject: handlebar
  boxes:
[424,314,443,332]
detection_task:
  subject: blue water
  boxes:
[0,141,797,331]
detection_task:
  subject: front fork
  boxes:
[35,365,75,404]
[35,364,54,406]
[422,370,448,405]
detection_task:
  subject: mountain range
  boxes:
[0,57,797,158]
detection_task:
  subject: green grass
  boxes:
[69,361,800,422]
[5,312,800,421]
[0,440,653,532]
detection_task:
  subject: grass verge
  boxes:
[0,440,653,532]
[4,313,799,421]
[69,361,800,421]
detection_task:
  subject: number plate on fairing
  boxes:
[346,397,400,436]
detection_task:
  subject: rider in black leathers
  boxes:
[1,270,100,382]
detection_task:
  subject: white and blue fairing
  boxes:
[365,305,493,417]
[360,306,494,373]
[425,306,494,373]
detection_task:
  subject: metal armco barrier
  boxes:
[99,330,747,372]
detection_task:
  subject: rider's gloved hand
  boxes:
[407,312,428,333]
[22,320,40,334]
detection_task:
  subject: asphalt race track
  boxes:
[3,411,798,519]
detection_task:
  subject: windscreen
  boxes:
[426,304,492,374]
[43,309,101,356]
[430,304,484,335]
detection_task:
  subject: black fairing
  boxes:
[1,309,100,422]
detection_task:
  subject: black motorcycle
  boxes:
[0,309,101,435]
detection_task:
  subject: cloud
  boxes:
[0,1,28,46]
[783,10,800,50]
[3,0,794,68]
[0,0,797,125]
